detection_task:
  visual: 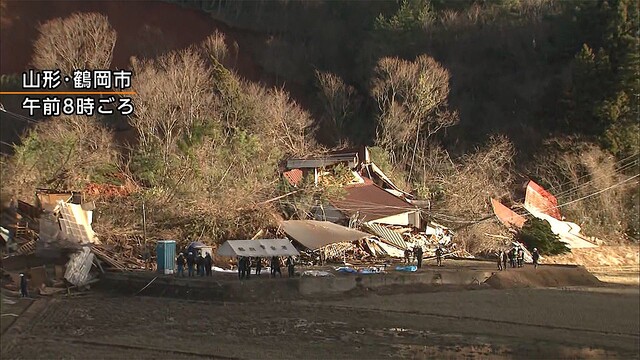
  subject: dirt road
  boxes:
[2,283,638,359]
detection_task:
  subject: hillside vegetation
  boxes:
[1,0,638,250]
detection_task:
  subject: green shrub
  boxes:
[517,218,570,255]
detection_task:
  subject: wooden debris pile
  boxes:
[91,244,144,271]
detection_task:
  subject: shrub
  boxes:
[517,218,570,255]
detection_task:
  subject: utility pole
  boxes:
[142,200,147,246]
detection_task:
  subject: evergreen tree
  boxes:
[517,218,570,256]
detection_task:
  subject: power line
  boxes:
[555,174,639,210]
[545,152,639,195]
[553,158,639,200]
[0,106,40,125]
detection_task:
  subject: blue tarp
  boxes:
[395,265,417,272]
[336,266,358,274]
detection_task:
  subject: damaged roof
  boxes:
[283,169,304,187]
[524,180,562,220]
[217,239,300,257]
[282,220,370,250]
[491,198,526,229]
[330,179,417,222]
[362,222,408,249]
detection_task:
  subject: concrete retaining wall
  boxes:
[98,268,495,302]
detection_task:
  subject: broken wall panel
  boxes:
[64,246,95,286]
[37,192,72,212]
[57,201,99,244]
[368,237,405,258]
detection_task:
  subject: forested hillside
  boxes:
[1,0,638,251]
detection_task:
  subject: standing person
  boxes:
[176,252,186,277]
[271,256,282,278]
[19,273,28,298]
[404,248,412,264]
[238,256,246,280]
[509,248,516,268]
[497,250,504,271]
[436,247,443,267]
[244,257,252,279]
[186,251,195,277]
[415,246,423,269]
[286,256,295,277]
[502,249,508,270]
[204,252,213,276]
[517,248,524,268]
[532,248,540,269]
[255,257,262,275]
[196,251,205,276]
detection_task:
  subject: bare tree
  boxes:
[372,55,459,179]
[531,142,637,240]
[315,71,357,144]
[426,135,515,218]
[129,48,215,173]
[201,30,230,67]
[32,12,117,73]
[261,87,315,157]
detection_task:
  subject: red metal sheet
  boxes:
[491,198,525,229]
[283,169,304,186]
[524,180,562,220]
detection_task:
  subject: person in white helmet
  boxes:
[20,273,28,298]
[532,248,540,269]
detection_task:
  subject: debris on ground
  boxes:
[1,189,147,298]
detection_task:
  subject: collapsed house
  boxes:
[491,180,599,249]
[280,148,466,263]
[284,146,422,228]
[280,220,372,263]
[1,189,142,295]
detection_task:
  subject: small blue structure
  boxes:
[156,240,176,274]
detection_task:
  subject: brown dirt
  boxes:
[484,265,602,289]
[543,245,640,268]
[1,284,638,359]
[0,0,265,81]
[543,245,640,285]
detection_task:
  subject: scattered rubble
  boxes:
[1,189,143,298]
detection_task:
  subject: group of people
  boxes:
[175,252,298,280]
[176,250,213,277]
[497,247,540,270]
[238,256,296,279]
[403,246,444,268]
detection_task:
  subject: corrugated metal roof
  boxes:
[283,169,304,186]
[362,222,408,249]
[282,220,370,250]
[217,239,300,257]
[330,180,417,222]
